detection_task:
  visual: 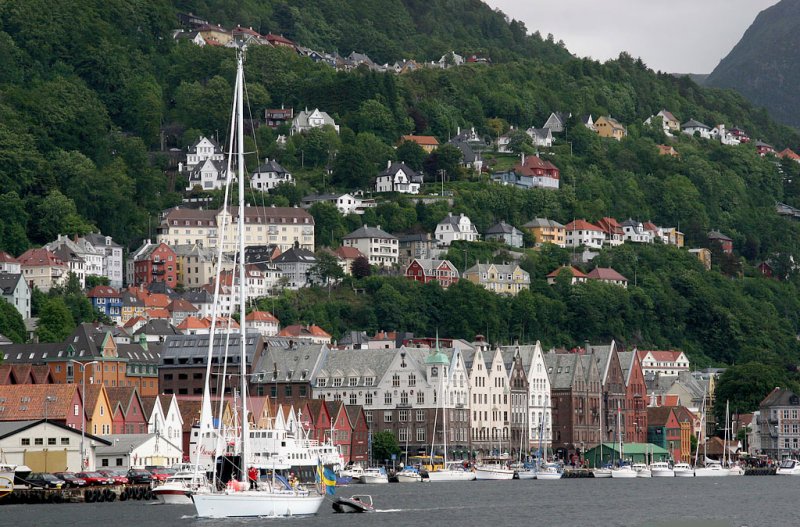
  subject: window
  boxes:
[348,377,358,387]
[102,459,109,467]
[408,374,416,387]
[384,411,393,423]
[399,410,409,422]
[74,404,79,416]
[349,393,357,405]
[48,438,56,445]
[399,428,408,442]
[332,377,343,387]
[365,411,372,423]
[116,458,124,466]
[365,393,373,406]
[384,392,392,404]
[417,392,424,405]
[21,438,30,446]
[364,377,375,386]
[392,374,400,387]
[400,391,409,405]
[316,378,327,387]
[60,438,69,445]
[416,410,425,422]
[35,438,43,445]
[416,428,426,442]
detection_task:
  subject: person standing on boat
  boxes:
[248,466,258,489]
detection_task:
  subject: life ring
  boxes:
[85,489,96,503]
[106,489,116,502]
[119,489,128,501]
[96,490,105,502]
[136,487,144,500]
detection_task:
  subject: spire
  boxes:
[425,329,449,365]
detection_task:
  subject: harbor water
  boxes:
[2,477,789,527]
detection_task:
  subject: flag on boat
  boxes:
[317,460,337,495]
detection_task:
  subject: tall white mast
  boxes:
[235,48,249,481]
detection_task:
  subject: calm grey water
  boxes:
[1,478,792,527]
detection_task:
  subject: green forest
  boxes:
[2,0,800,411]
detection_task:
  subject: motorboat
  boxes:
[536,463,563,480]
[650,461,675,477]
[673,463,694,477]
[474,459,515,480]
[592,466,612,479]
[633,463,651,478]
[395,466,425,483]
[339,464,365,482]
[610,464,637,479]
[511,463,537,480]
[694,462,728,477]
[0,463,31,488]
[727,463,745,476]
[426,461,476,482]
[154,471,209,505]
[777,459,800,475]
[359,467,389,484]
[332,495,375,513]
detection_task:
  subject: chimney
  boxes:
[521,153,526,166]
[387,159,391,169]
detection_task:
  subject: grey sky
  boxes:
[486,0,779,73]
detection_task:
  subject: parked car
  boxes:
[147,467,176,482]
[126,468,154,485]
[75,471,114,486]
[52,472,87,488]
[26,472,65,489]
[97,469,129,485]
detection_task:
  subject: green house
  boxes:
[583,442,670,467]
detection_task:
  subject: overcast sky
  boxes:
[486,0,779,73]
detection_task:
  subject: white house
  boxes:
[542,112,571,133]
[96,433,183,470]
[710,124,740,146]
[564,219,604,249]
[342,225,398,267]
[182,136,225,173]
[466,343,511,451]
[635,349,691,376]
[290,108,340,135]
[0,272,31,320]
[144,394,184,447]
[186,158,227,191]
[244,310,280,337]
[0,420,110,472]
[620,219,652,243]
[526,127,553,147]
[375,162,423,194]
[0,252,20,274]
[681,119,712,139]
[434,213,480,246]
[301,193,376,215]
[505,341,552,449]
[81,233,124,289]
[644,110,680,136]
[250,158,293,191]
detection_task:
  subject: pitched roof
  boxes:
[0,273,23,295]
[278,325,331,340]
[343,225,396,240]
[682,119,710,130]
[401,135,439,147]
[564,219,602,232]
[168,298,199,313]
[485,221,520,235]
[546,266,587,279]
[17,248,66,267]
[0,384,81,421]
[514,156,559,178]
[587,267,628,282]
[0,251,18,263]
[646,406,676,427]
[245,311,279,324]
[760,387,800,408]
[708,230,732,242]
[175,316,209,330]
[0,419,110,444]
[523,218,564,229]
[87,286,120,298]
[334,246,364,260]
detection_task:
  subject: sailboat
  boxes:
[724,401,744,476]
[694,389,727,478]
[426,344,476,482]
[534,409,562,481]
[611,405,636,478]
[592,393,612,478]
[191,47,324,518]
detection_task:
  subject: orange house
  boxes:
[83,384,113,436]
[400,135,439,153]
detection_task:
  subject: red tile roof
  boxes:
[401,135,439,147]
[168,298,199,313]
[87,286,120,298]
[17,248,66,267]
[0,251,17,263]
[123,316,146,329]
[278,324,331,339]
[146,308,170,319]
[176,316,210,330]
[546,266,587,278]
[514,156,560,179]
[595,217,623,235]
[587,267,628,282]
[334,246,364,260]
[778,148,800,161]
[245,311,279,324]
[0,384,81,421]
[564,219,602,232]
[636,350,684,362]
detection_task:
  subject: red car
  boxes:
[76,471,115,486]
[53,472,88,488]
[98,470,129,485]
[147,467,176,482]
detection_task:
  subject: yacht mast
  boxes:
[235,47,249,482]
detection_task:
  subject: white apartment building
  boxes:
[342,225,398,267]
[434,213,480,246]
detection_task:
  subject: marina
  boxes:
[3,476,798,527]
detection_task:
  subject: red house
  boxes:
[302,399,333,444]
[647,406,682,462]
[107,387,148,434]
[619,351,647,444]
[133,242,178,287]
[404,258,460,288]
[730,127,750,143]
[328,401,354,463]
[346,405,370,465]
[708,230,733,254]
[755,140,775,156]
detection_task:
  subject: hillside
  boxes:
[3,0,800,377]
[706,0,800,128]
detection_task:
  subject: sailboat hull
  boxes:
[592,468,612,478]
[427,466,476,482]
[474,465,515,480]
[192,490,324,518]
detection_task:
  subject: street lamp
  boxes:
[70,359,99,470]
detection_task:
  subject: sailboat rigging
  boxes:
[190,46,325,518]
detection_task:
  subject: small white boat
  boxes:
[332,494,375,513]
[536,463,563,480]
[475,459,515,480]
[673,463,694,477]
[359,467,389,484]
[650,462,675,478]
[154,471,209,505]
[727,463,745,476]
[694,462,728,477]
[426,462,476,482]
[395,466,424,483]
[777,459,800,475]
[592,467,612,479]
[633,463,652,478]
[511,463,537,480]
[610,464,637,479]
[339,464,365,482]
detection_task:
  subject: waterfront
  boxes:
[2,477,792,527]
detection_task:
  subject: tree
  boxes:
[395,140,426,172]
[713,362,794,425]
[311,251,345,287]
[353,99,397,143]
[332,146,373,189]
[33,190,94,243]
[372,430,401,465]
[507,129,534,154]
[0,300,26,343]
[37,297,75,343]
[352,256,372,279]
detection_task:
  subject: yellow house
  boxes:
[594,116,627,140]
[84,384,113,437]
[522,218,566,247]
[400,135,439,153]
[688,248,711,271]
[463,263,530,296]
